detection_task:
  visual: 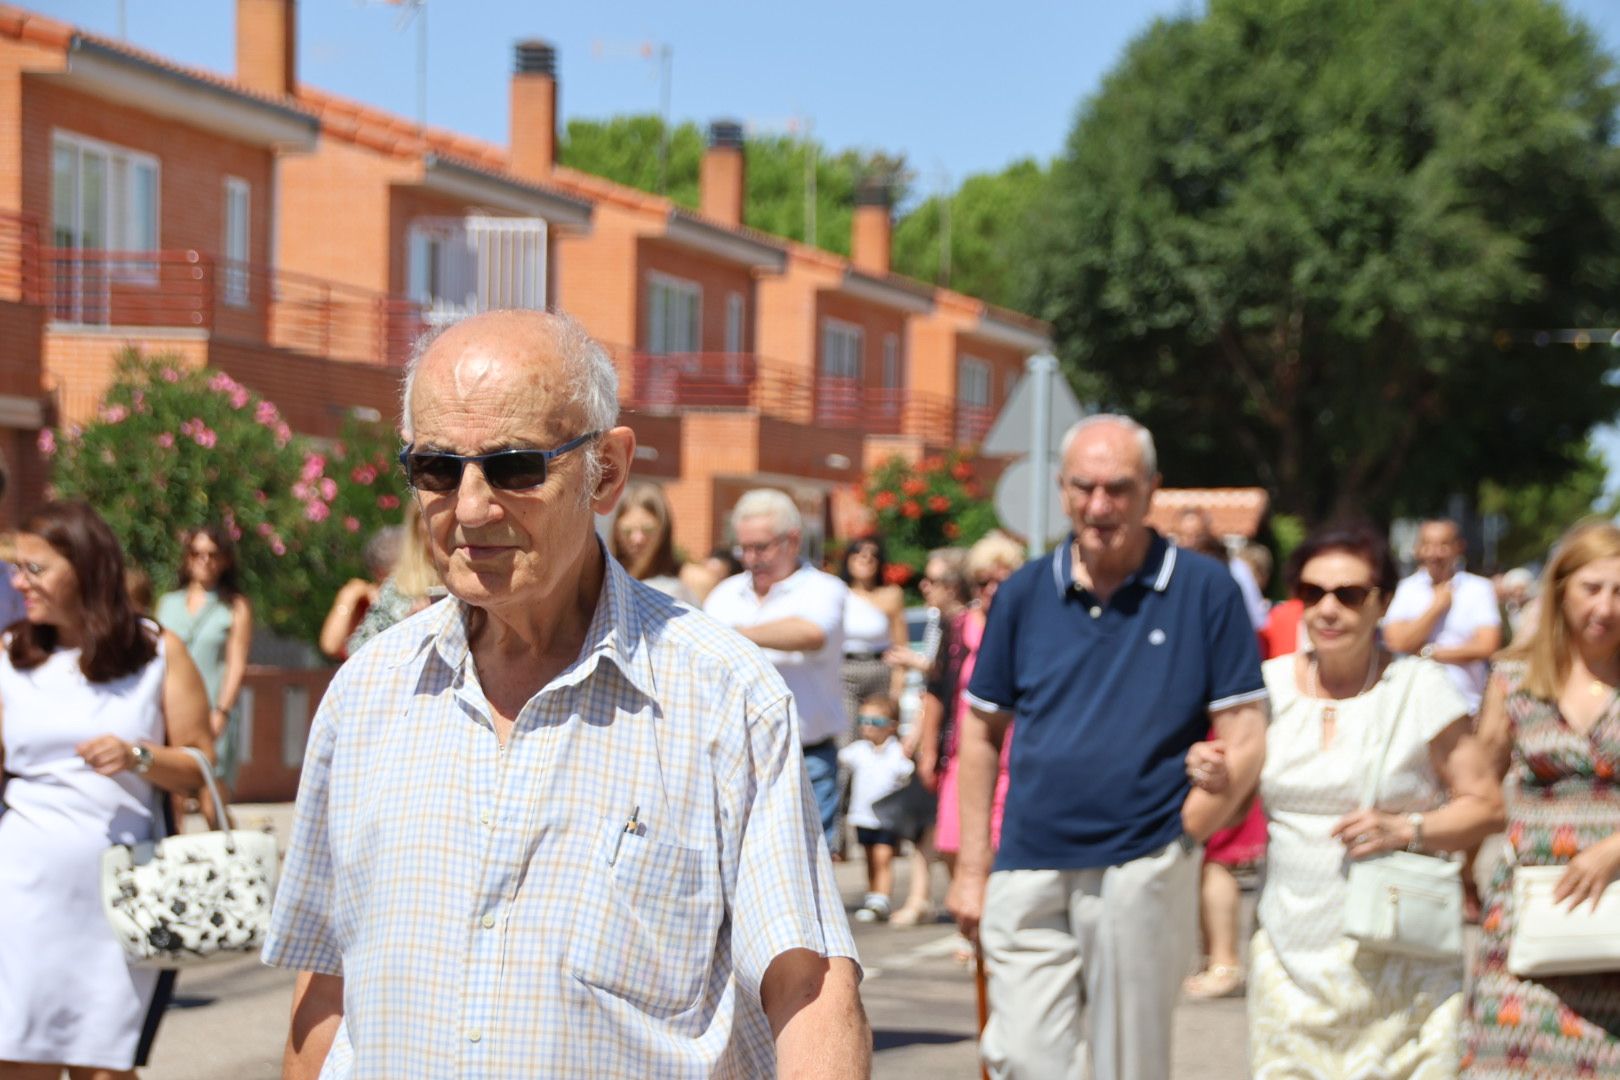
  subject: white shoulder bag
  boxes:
[1342,663,1465,961]
[1506,853,1620,977]
[100,746,280,969]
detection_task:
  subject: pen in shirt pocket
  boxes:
[609,805,641,865]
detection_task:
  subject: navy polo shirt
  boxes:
[965,531,1266,872]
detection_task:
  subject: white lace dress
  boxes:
[0,639,168,1069]
[1250,653,1468,1078]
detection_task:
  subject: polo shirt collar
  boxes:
[1051,529,1177,598]
[422,540,658,701]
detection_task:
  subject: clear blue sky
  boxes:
[30,0,1618,192]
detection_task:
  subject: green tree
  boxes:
[559,116,913,253]
[46,353,407,644]
[1033,0,1620,523]
[1479,439,1619,568]
[893,159,1051,308]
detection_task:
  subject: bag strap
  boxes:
[1358,656,1422,809]
[177,744,239,836]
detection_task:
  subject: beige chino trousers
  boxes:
[979,834,1201,1080]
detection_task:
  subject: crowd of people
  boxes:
[2,308,1618,1079]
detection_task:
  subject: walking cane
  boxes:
[975,940,990,1080]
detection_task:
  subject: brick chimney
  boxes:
[851,178,892,276]
[509,40,558,181]
[236,0,297,98]
[700,120,746,227]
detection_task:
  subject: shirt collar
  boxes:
[745,560,812,600]
[421,541,658,702]
[1051,529,1177,598]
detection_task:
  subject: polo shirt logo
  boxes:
[1149,629,1166,646]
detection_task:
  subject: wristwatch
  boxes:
[129,743,154,775]
[1419,644,1435,660]
[1406,812,1425,852]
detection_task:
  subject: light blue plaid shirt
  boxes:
[263,554,858,1078]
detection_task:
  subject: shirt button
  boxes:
[467,1028,482,1043]
[1089,606,1102,618]
[481,913,495,929]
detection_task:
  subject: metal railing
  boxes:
[42,247,427,367]
[623,352,995,445]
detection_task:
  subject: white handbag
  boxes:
[1506,863,1620,977]
[1342,663,1465,961]
[100,746,280,969]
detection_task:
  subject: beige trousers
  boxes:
[979,834,1201,1080]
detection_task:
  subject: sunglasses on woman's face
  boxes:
[1297,582,1379,608]
[398,433,599,494]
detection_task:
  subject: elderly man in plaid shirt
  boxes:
[265,310,868,1078]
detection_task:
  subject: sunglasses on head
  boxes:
[398,432,599,493]
[1297,582,1378,608]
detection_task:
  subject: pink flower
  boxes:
[36,429,55,456]
[291,481,311,501]
[351,464,377,485]
[300,454,326,482]
[99,404,129,424]
[319,477,338,501]
[273,422,291,446]
[227,522,242,540]
[377,494,400,510]
[257,522,274,537]
[160,367,181,383]
[193,427,217,449]
[270,537,287,557]
[156,432,175,449]
[228,387,250,410]
[304,500,330,523]
[343,516,361,533]
[208,372,238,393]
[254,490,269,504]
[255,400,279,425]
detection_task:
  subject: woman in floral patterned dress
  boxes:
[1467,520,1620,1076]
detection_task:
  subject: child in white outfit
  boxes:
[838,693,914,922]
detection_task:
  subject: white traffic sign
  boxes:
[993,457,1069,546]
[981,358,1087,457]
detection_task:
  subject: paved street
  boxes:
[144,804,1252,1079]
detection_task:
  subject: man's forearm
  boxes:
[284,971,344,1080]
[1384,608,1443,654]
[1184,703,1267,841]
[954,708,1005,877]
[739,617,828,653]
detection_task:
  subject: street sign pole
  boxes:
[1026,353,1056,557]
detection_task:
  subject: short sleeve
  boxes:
[1203,572,1267,712]
[726,691,858,995]
[1454,579,1504,636]
[1382,577,1426,625]
[1407,657,1470,745]
[262,683,344,976]
[964,578,1021,713]
[794,575,847,643]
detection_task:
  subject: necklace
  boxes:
[1307,647,1382,724]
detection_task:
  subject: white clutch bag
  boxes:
[1507,865,1620,977]
[100,746,280,969]
[1344,850,1464,960]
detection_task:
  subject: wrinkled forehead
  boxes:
[1063,424,1148,481]
[410,337,575,444]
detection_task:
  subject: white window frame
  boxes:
[724,291,745,354]
[646,271,703,355]
[51,130,160,282]
[222,176,250,308]
[820,318,864,381]
[881,333,902,389]
[957,354,992,441]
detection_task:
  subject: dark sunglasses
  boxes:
[1297,582,1379,608]
[398,433,599,493]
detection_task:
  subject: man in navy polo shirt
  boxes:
[947,414,1267,1080]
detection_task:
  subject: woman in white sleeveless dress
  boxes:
[0,502,213,1078]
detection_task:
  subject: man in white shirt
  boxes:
[705,488,849,848]
[1384,518,1504,714]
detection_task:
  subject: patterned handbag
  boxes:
[99,746,280,969]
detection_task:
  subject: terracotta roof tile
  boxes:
[1148,487,1270,540]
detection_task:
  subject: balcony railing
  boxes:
[624,352,997,446]
[42,247,428,366]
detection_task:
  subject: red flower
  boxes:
[944,522,961,539]
[901,501,922,519]
[882,564,913,586]
[901,477,927,496]
[952,461,974,481]
[874,491,897,511]
[920,456,945,473]
[928,495,951,512]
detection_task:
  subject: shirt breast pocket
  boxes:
[567,816,720,1016]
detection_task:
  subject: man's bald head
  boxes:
[402,310,618,442]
